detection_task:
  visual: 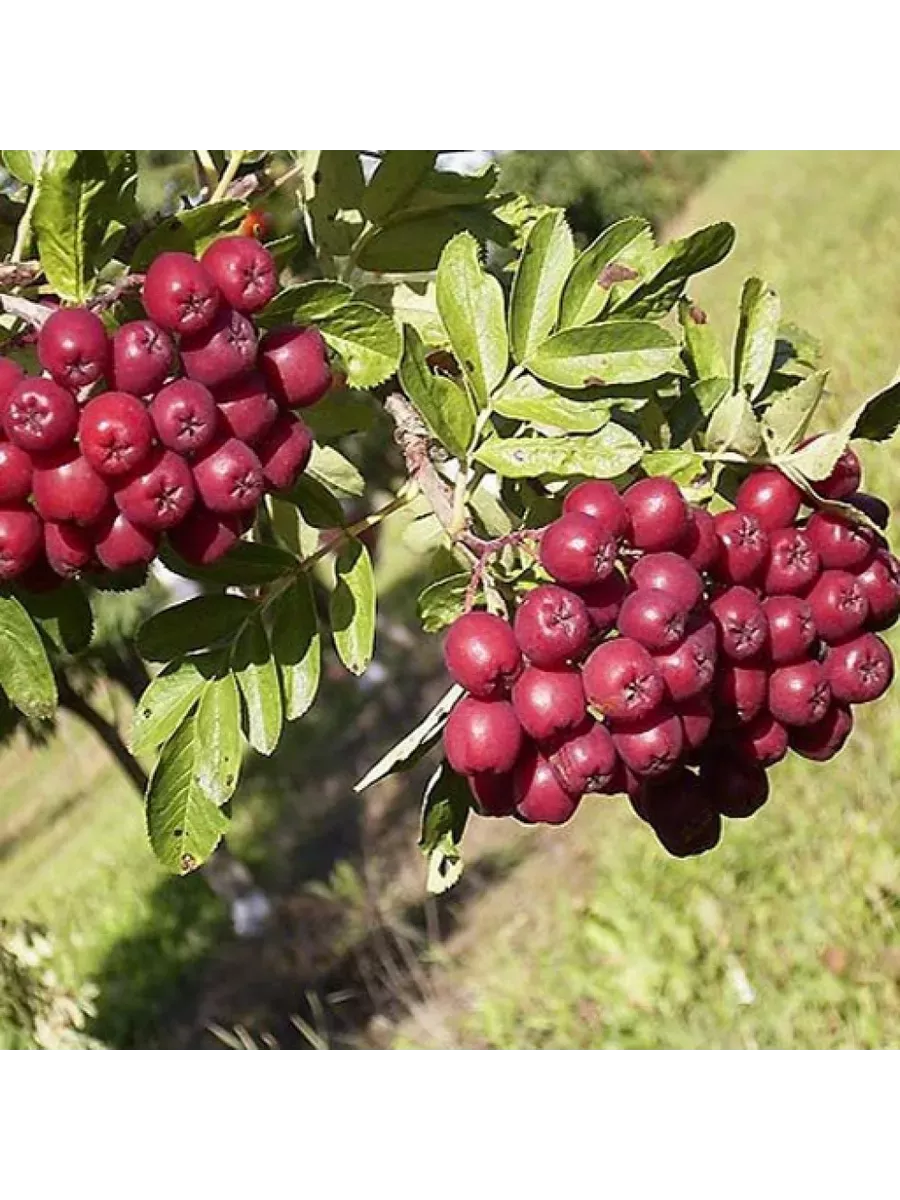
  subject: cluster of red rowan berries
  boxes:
[0,236,330,588]
[442,450,898,857]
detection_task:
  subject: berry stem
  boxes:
[463,529,542,612]
[211,151,247,203]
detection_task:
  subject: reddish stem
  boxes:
[463,528,544,612]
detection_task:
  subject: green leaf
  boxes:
[762,371,829,455]
[22,584,93,655]
[396,163,499,216]
[642,450,706,486]
[398,325,476,458]
[2,150,44,186]
[317,302,401,389]
[403,513,444,555]
[705,390,762,457]
[493,374,610,434]
[475,423,643,479]
[357,280,446,348]
[271,575,321,722]
[417,574,470,633]
[679,298,729,380]
[362,151,437,223]
[146,717,229,875]
[852,379,900,442]
[161,540,296,588]
[613,223,736,318]
[355,684,465,793]
[526,322,682,390]
[131,657,213,756]
[357,207,513,273]
[734,277,781,401]
[420,761,471,896]
[285,476,345,529]
[330,538,376,676]
[130,199,246,270]
[194,674,242,805]
[32,151,119,302]
[509,210,574,362]
[303,389,382,442]
[233,616,283,756]
[306,442,365,497]
[667,376,730,447]
[558,217,651,328]
[0,594,56,719]
[435,232,508,406]
[138,595,255,661]
[258,280,353,327]
[778,403,865,483]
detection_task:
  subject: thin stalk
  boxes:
[211,151,246,203]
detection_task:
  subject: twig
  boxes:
[0,261,41,290]
[88,273,145,313]
[382,392,459,535]
[463,529,542,611]
[0,293,51,330]
[211,151,247,204]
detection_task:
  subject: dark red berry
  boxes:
[547,719,616,796]
[3,378,77,453]
[583,637,665,722]
[622,477,688,551]
[563,480,628,538]
[511,665,585,742]
[575,569,627,636]
[213,371,278,446]
[94,510,158,571]
[807,569,868,643]
[540,512,616,587]
[255,415,313,492]
[0,507,42,579]
[811,443,862,500]
[763,526,820,595]
[734,468,802,532]
[763,595,816,664]
[789,704,853,761]
[110,319,175,395]
[443,611,521,699]
[630,551,703,611]
[513,584,591,668]
[79,392,154,478]
[713,510,769,584]
[677,505,719,572]
[192,438,264,515]
[612,706,683,777]
[115,448,195,530]
[468,772,516,817]
[699,752,769,818]
[167,507,242,566]
[857,549,900,629]
[710,585,768,660]
[806,511,876,571]
[846,491,889,529]
[33,450,110,525]
[142,252,220,334]
[768,659,831,726]
[0,442,33,504]
[825,633,894,704]
[715,660,768,725]
[513,747,580,825]
[149,379,218,457]
[443,696,523,776]
[180,307,257,388]
[37,307,109,391]
[618,587,687,652]
[734,712,788,767]
[653,629,716,702]
[200,236,277,314]
[676,693,714,753]
[608,758,643,800]
[44,521,93,578]
[640,769,722,856]
[259,326,331,408]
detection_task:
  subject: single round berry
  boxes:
[513,747,580,825]
[699,752,769,818]
[167,507,242,567]
[115,448,195,530]
[735,467,803,532]
[513,584,591,668]
[142,252,220,334]
[180,307,257,388]
[715,660,768,725]
[259,326,331,408]
[0,507,42,579]
[0,358,24,407]
[200,236,277,314]
[846,491,889,529]
[806,511,876,571]
[3,377,78,453]
[710,585,768,660]
[764,526,820,595]
[825,633,894,704]
[79,392,154,478]
[443,696,523,776]
[734,712,788,767]
[768,659,831,726]
[608,759,643,800]
[763,595,816,664]
[630,551,703,611]
[789,704,853,761]
[213,371,278,446]
[575,569,627,636]
[713,510,769,585]
[617,587,687,652]
[94,510,158,571]
[33,450,110,525]
[676,694,714,753]
[149,379,219,457]
[0,442,33,504]
[677,505,719,572]
[639,769,722,856]
[583,637,665,721]
[857,549,900,630]
[562,480,628,538]
[192,437,264,515]
[468,772,516,818]
[686,613,718,659]
[540,512,616,587]
[807,569,869,643]
[812,443,862,500]
[511,665,586,742]
[109,319,175,395]
[547,719,617,796]
[622,477,688,551]
[44,521,93,578]
[255,415,314,492]
[612,706,684,778]
[443,611,521,699]
[37,307,109,391]
[653,629,716,702]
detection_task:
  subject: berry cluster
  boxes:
[0,236,330,588]
[442,451,898,857]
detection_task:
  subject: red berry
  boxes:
[37,307,109,391]
[115,448,195,530]
[540,512,616,587]
[807,569,868,643]
[846,491,889,529]
[468,772,516,817]
[617,587,687,651]
[622,477,688,551]
[142,252,220,334]
[0,358,24,407]
[677,505,719,572]
[256,414,313,492]
[44,521,93,578]
[443,696,523,776]
[735,467,803,531]
[763,526,820,595]
[513,584,591,668]
[547,719,616,796]
[630,551,703,611]
[513,747,580,825]
[612,705,684,777]
[167,506,242,566]
[653,629,716,702]
[699,752,769,818]
[180,307,257,388]
[200,236,277,314]
[734,712,788,767]
[33,450,110,525]
[583,637,665,721]
[575,569,627,636]
[192,437,264,515]
[94,510,158,571]
[259,326,331,408]
[768,659,831,726]
[443,612,521,699]
[713,510,769,585]
[639,769,722,856]
[825,632,894,704]
[0,442,33,504]
[608,759,643,800]
[762,595,816,664]
[811,444,862,500]
[857,549,900,629]
[687,614,719,659]
[562,480,628,538]
[3,377,77,453]
[511,665,586,742]
[0,507,42,579]
[789,704,853,761]
[79,392,154,478]
[715,660,768,724]
[676,693,714,753]
[710,585,768,660]
[109,319,174,395]
[213,371,278,446]
[805,511,876,571]
[149,379,219,457]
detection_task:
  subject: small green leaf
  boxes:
[398,325,476,458]
[357,207,513,274]
[271,575,321,722]
[475,423,643,479]
[642,450,705,485]
[734,277,781,401]
[403,513,444,555]
[420,761,471,895]
[417,574,470,633]
[22,584,93,655]
[852,378,900,443]
[526,322,682,390]
[306,443,365,497]
[131,657,213,756]
[705,390,762,458]
[258,280,353,327]
[0,593,57,719]
[613,222,736,318]
[285,476,345,529]
[32,151,119,302]
[762,371,829,455]
[436,232,508,406]
[778,405,863,482]
[355,684,465,793]
[161,540,296,587]
[138,595,255,661]
[667,376,730,446]
[131,199,246,270]
[303,390,383,442]
[678,298,729,380]
[194,673,242,805]
[509,210,574,362]
[357,280,446,348]
[493,374,610,433]
[362,151,437,223]
[558,217,651,328]
[317,302,401,390]
[146,717,230,875]
[3,150,44,186]
[330,538,376,676]
[233,616,283,756]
